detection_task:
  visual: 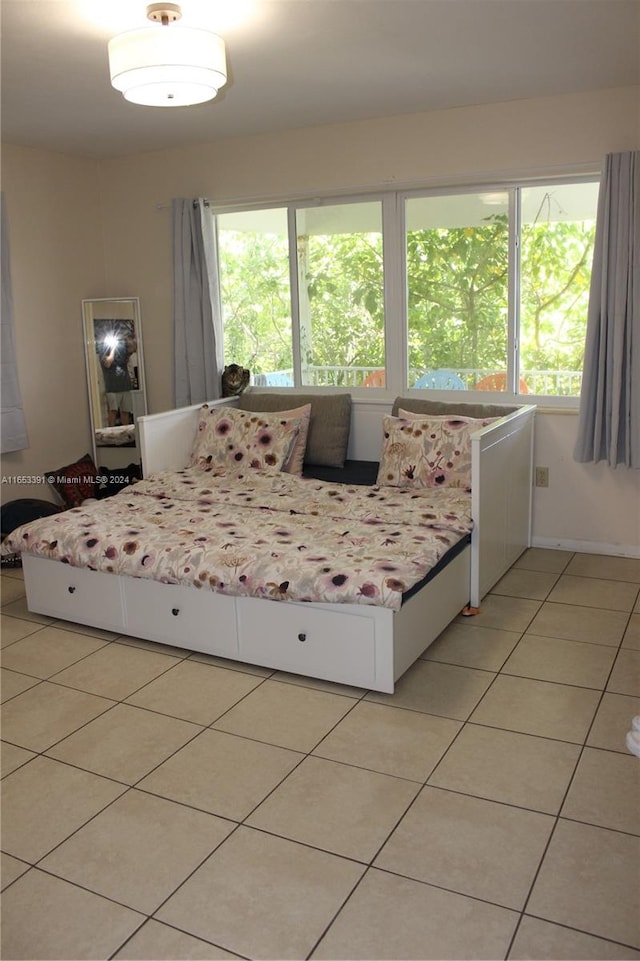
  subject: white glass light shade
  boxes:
[108,26,227,106]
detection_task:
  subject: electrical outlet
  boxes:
[535,466,549,487]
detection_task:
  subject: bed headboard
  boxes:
[139,395,529,475]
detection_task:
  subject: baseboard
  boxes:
[531,536,640,559]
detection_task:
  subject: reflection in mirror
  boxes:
[82,298,147,473]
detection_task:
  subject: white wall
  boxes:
[532,411,639,557]
[1,145,106,504]
[2,88,638,552]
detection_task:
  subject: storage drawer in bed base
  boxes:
[21,554,126,632]
[123,576,237,657]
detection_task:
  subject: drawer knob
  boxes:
[297,632,306,642]
[171,607,180,616]
[68,586,76,594]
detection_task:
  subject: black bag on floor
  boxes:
[1,498,63,567]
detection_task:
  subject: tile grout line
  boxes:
[2,551,639,959]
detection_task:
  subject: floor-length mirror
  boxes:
[82,297,147,473]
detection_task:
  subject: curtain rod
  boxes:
[154,198,210,211]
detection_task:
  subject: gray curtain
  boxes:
[1,193,29,453]
[172,198,222,408]
[574,151,639,468]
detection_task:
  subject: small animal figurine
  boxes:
[221,363,250,397]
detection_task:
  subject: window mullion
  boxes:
[382,192,404,394]
[508,187,520,392]
[287,206,302,386]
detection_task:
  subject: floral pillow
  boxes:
[377,414,498,490]
[190,405,303,472]
[267,403,311,476]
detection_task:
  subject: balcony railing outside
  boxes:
[254,366,583,396]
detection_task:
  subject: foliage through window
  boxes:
[296,203,384,387]
[216,178,598,399]
[406,193,509,389]
[519,183,597,395]
[217,208,292,384]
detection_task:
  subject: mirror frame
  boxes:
[82,297,147,470]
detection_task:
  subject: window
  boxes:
[405,181,598,395]
[215,176,598,400]
[406,192,509,390]
[519,182,598,395]
[217,208,293,384]
[296,202,384,387]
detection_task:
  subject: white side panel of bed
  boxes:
[391,547,472,679]
[471,405,535,607]
[138,397,237,477]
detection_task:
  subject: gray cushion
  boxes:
[237,391,352,467]
[391,397,519,419]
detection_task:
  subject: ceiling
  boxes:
[1,0,639,160]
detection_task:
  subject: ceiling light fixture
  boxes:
[108,2,227,107]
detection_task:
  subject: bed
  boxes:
[94,424,137,447]
[5,395,535,692]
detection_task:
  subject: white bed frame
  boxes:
[21,399,535,693]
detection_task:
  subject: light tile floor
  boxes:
[1,548,639,960]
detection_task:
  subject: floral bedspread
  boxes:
[3,466,473,611]
[94,425,136,446]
